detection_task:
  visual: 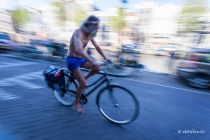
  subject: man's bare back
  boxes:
[67,29,90,58]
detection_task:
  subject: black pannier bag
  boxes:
[43,65,65,89]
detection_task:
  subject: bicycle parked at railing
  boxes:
[49,62,140,124]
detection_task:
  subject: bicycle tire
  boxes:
[96,84,140,124]
[53,74,77,106]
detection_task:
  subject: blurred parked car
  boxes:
[176,48,210,89]
[18,45,45,54]
[121,44,140,53]
[155,45,177,56]
[29,39,66,58]
[0,32,20,51]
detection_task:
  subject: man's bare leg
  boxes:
[82,61,101,80]
[85,69,98,80]
[72,68,87,114]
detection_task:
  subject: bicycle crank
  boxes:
[80,94,88,105]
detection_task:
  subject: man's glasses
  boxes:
[89,21,99,27]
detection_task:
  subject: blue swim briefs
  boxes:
[66,56,87,72]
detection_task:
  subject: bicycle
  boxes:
[52,62,140,124]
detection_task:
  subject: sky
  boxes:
[0,0,210,10]
[95,0,186,10]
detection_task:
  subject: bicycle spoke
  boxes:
[108,91,119,107]
[97,85,139,124]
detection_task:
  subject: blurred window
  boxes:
[140,11,144,14]
[185,52,210,63]
[200,53,210,63]
[146,10,151,14]
[122,31,125,36]
[127,32,130,37]
[197,34,206,44]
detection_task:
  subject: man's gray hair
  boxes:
[82,15,100,27]
[81,15,99,38]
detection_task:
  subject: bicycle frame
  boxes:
[67,71,112,97]
[85,73,111,97]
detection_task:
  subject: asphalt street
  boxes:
[0,55,209,140]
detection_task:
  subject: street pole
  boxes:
[23,6,43,30]
[118,0,127,45]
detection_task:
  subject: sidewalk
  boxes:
[3,52,65,63]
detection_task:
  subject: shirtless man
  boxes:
[66,15,108,113]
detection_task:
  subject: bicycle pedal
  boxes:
[80,95,88,105]
[60,91,65,97]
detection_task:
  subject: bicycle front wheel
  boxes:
[53,74,77,106]
[97,85,140,124]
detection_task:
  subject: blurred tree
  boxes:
[110,6,126,44]
[74,7,87,26]
[179,0,207,32]
[51,0,66,25]
[11,8,30,29]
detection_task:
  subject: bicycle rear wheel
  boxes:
[97,85,139,124]
[53,74,77,106]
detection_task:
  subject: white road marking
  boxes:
[156,121,167,126]
[197,105,210,111]
[0,71,44,89]
[123,78,210,96]
[0,88,19,100]
[17,71,44,80]
[12,79,43,89]
[0,62,36,68]
[0,81,14,86]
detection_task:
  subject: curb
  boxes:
[1,52,66,64]
[140,69,178,78]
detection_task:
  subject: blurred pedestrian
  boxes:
[168,51,175,74]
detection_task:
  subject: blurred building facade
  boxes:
[134,2,182,50]
[0,9,28,43]
[89,8,119,45]
[0,9,15,35]
[120,13,140,45]
[89,2,183,48]
[176,12,210,50]
[4,0,95,43]
[0,0,210,51]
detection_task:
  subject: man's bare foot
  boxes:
[74,103,85,114]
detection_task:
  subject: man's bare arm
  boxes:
[74,31,94,62]
[91,39,107,60]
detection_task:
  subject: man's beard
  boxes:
[82,25,98,38]
[89,29,97,38]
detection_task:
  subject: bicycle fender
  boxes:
[96,84,119,105]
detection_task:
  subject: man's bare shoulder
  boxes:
[73,28,83,38]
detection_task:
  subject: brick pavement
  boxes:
[0,86,141,140]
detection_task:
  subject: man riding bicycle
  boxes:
[66,15,108,114]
